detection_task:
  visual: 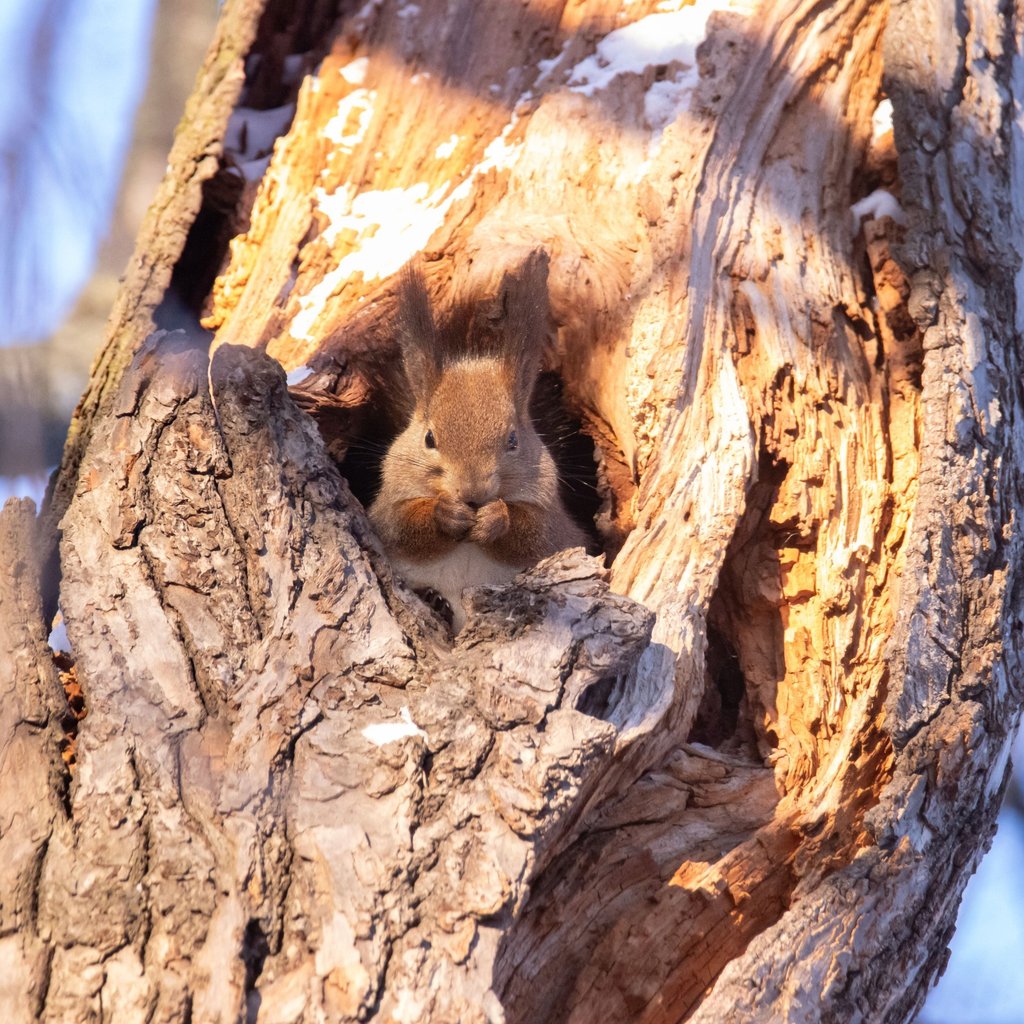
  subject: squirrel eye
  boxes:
[507,430,519,451]
[424,429,436,449]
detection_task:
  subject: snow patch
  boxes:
[291,119,522,340]
[339,56,369,85]
[352,0,384,31]
[322,183,437,251]
[323,88,376,151]
[872,97,893,140]
[291,183,445,339]
[644,71,700,130]
[536,40,571,86]
[237,154,272,182]
[567,0,720,98]
[850,188,907,227]
[478,120,520,172]
[434,133,460,159]
[362,707,427,746]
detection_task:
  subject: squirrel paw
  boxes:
[435,494,474,540]
[470,499,511,544]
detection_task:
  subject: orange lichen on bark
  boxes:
[54,652,86,772]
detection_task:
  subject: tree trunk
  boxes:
[4,0,1023,1021]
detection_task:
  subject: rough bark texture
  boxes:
[4,0,1023,1021]
[0,501,69,1022]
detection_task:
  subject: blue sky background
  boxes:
[0,0,154,346]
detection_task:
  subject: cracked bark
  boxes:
[2,0,1023,1021]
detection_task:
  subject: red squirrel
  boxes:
[369,251,588,630]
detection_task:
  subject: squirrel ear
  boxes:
[498,249,551,406]
[395,263,439,397]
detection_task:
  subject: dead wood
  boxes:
[5,0,1023,1020]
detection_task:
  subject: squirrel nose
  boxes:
[458,485,496,509]
[457,473,500,509]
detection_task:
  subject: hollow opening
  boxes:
[154,1,336,331]
[241,917,271,1024]
[689,447,793,761]
[690,621,750,750]
[314,367,602,540]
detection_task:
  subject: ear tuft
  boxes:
[395,263,439,397]
[497,249,551,406]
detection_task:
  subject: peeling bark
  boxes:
[6,0,1024,1021]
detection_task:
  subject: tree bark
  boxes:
[4,0,1023,1021]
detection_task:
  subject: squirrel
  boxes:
[369,250,590,631]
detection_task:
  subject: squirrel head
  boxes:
[390,250,555,507]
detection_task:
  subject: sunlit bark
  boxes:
[2,0,1022,1021]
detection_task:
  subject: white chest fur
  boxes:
[394,544,520,631]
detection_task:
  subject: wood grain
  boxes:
[17,0,1024,1019]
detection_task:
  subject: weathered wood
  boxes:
[41,335,651,1021]
[45,0,268,541]
[0,500,69,1022]
[14,0,1024,1020]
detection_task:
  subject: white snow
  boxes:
[322,88,376,151]
[339,56,369,85]
[872,97,894,140]
[323,182,432,251]
[286,365,314,386]
[222,103,295,181]
[352,0,384,31]
[536,40,571,87]
[362,706,427,746]
[290,181,447,340]
[291,119,522,340]
[434,133,460,160]
[567,0,720,99]
[237,154,272,182]
[644,72,700,131]
[850,188,907,227]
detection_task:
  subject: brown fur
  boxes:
[383,497,459,560]
[369,252,589,621]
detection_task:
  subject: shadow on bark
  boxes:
[13,0,1023,1020]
